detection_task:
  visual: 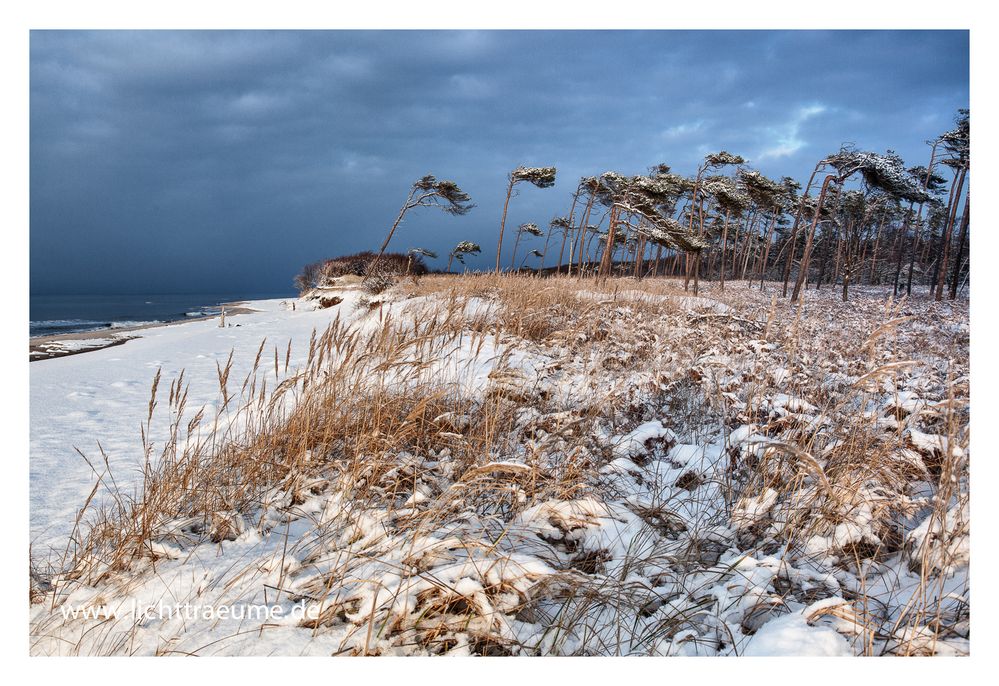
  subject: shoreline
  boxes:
[29,301,260,362]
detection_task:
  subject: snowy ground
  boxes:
[29,278,970,656]
[30,297,363,555]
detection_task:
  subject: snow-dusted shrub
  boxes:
[361,274,395,295]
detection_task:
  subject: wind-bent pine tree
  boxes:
[949,192,970,299]
[543,216,571,272]
[495,166,556,273]
[519,249,544,271]
[702,176,749,292]
[684,151,744,294]
[901,162,947,296]
[735,169,784,286]
[571,177,602,277]
[781,161,829,298]
[510,222,544,272]
[593,171,706,282]
[405,247,437,276]
[835,190,870,301]
[934,110,970,301]
[753,177,797,288]
[368,175,474,278]
[791,148,928,303]
[447,240,481,273]
[580,224,602,275]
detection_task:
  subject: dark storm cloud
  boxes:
[30,30,969,294]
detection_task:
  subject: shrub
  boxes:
[293,261,326,292]
[362,274,395,295]
[295,251,427,294]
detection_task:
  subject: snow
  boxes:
[907,428,964,458]
[36,337,118,352]
[30,295,366,555]
[29,279,970,657]
[905,501,970,575]
[731,488,778,530]
[611,420,675,458]
[576,289,731,313]
[743,604,853,656]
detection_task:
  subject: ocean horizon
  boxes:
[29,291,297,337]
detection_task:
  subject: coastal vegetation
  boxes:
[31,110,971,657]
[296,110,969,305]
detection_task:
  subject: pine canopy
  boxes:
[411,175,475,215]
[511,166,557,188]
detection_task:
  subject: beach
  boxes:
[28,279,970,656]
[29,295,335,555]
[29,302,259,361]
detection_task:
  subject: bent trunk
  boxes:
[791,175,836,303]
[495,177,515,274]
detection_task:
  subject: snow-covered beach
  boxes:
[29,278,970,656]
[30,297,341,554]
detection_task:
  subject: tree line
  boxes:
[345,109,971,303]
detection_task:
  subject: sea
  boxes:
[29,292,296,338]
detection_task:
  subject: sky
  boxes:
[29,30,969,295]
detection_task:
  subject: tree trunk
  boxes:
[739,214,757,281]
[935,164,967,301]
[574,193,596,279]
[732,209,754,275]
[599,206,620,281]
[719,209,731,292]
[367,188,417,278]
[684,170,706,292]
[693,252,701,295]
[842,231,856,301]
[831,223,845,287]
[905,141,942,295]
[867,210,886,285]
[757,209,778,289]
[541,225,554,271]
[949,191,970,299]
[510,228,523,271]
[634,231,646,279]
[495,176,515,273]
[791,174,837,303]
[558,189,582,275]
[899,204,917,296]
[783,166,821,297]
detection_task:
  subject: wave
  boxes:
[30,319,163,337]
[107,320,163,329]
[30,319,112,336]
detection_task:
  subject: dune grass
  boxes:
[30,274,969,656]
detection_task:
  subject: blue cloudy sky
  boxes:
[30,30,969,294]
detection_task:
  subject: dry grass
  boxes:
[30,274,969,656]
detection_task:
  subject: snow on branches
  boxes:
[511,166,557,188]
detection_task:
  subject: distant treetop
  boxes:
[511,166,557,188]
[704,151,745,168]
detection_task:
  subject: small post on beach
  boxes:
[220,306,226,328]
